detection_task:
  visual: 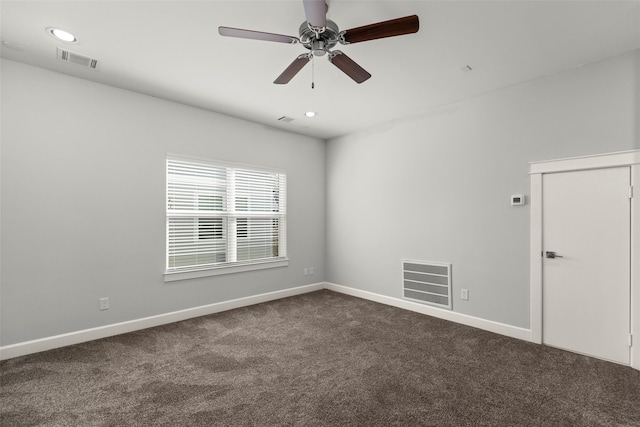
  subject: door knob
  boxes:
[546,251,563,259]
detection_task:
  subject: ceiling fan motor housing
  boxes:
[299,19,341,56]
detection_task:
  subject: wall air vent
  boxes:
[56,48,98,69]
[277,116,295,123]
[402,260,452,309]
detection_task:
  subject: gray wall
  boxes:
[326,50,639,329]
[2,49,639,346]
[0,59,326,346]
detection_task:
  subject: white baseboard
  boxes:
[1,281,534,361]
[325,282,533,342]
[5,281,634,370]
[0,283,324,361]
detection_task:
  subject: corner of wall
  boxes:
[635,49,640,149]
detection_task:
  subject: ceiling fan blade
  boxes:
[303,0,327,29]
[218,26,299,44]
[342,15,419,44]
[329,52,371,84]
[274,55,311,84]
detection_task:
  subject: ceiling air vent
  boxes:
[278,116,295,123]
[57,48,98,69]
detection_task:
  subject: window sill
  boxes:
[164,259,289,282]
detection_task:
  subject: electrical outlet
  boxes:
[461,289,469,301]
[99,297,110,310]
[309,267,314,276]
[304,268,309,276]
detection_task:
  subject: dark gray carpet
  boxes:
[1,290,639,426]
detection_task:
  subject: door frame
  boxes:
[529,149,640,370]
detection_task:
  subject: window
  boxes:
[166,156,287,279]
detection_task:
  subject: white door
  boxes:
[542,167,631,365]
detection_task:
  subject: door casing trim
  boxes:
[529,149,640,370]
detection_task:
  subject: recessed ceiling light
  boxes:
[47,27,77,43]
[305,111,317,118]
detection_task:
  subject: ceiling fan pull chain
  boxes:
[311,54,315,89]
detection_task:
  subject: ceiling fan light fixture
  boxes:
[305,111,317,118]
[47,27,77,43]
[311,40,327,56]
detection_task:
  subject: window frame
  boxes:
[165,154,288,282]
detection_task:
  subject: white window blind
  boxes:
[167,156,286,273]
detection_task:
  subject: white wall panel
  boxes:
[0,59,326,346]
[326,51,639,329]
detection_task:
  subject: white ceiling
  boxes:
[2,1,640,140]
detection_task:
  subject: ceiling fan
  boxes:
[218,0,419,84]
